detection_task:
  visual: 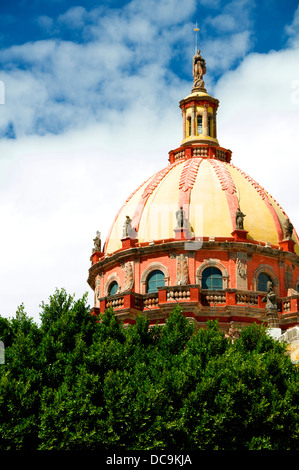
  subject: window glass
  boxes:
[187,117,191,137]
[202,267,223,290]
[147,270,165,293]
[197,115,202,135]
[257,272,272,292]
[109,280,119,295]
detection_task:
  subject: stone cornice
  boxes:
[88,238,299,289]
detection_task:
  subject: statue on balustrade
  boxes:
[283,218,293,239]
[122,216,137,238]
[93,231,101,252]
[262,281,279,328]
[176,206,187,229]
[235,207,246,230]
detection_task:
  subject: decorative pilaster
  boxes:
[213,107,217,139]
[191,105,196,137]
[176,253,189,285]
[182,108,186,140]
[203,104,208,137]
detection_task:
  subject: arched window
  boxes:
[202,267,223,290]
[108,280,119,296]
[146,269,165,293]
[257,272,272,292]
[197,115,202,135]
[187,117,192,137]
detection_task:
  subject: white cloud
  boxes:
[0,2,194,138]
[125,0,196,26]
[215,45,299,233]
[285,4,299,47]
[0,0,298,322]
[58,6,87,29]
[0,104,181,321]
[204,31,252,75]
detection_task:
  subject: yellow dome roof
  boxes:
[104,156,299,255]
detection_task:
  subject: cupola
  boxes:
[179,50,219,147]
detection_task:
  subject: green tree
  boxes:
[0,289,298,450]
[0,305,42,449]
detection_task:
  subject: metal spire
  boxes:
[194,21,200,52]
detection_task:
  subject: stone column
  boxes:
[182,108,186,140]
[213,108,217,139]
[191,106,196,136]
[203,104,208,136]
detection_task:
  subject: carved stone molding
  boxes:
[140,262,170,294]
[94,274,101,308]
[236,252,248,289]
[176,253,189,286]
[122,261,134,292]
[104,273,121,296]
[252,264,279,293]
[196,259,229,288]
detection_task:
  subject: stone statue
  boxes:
[176,206,187,229]
[93,231,101,252]
[283,218,293,239]
[235,207,246,230]
[193,50,206,89]
[227,321,241,342]
[122,216,136,238]
[262,281,279,328]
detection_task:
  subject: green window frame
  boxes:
[202,267,223,290]
[187,117,192,137]
[108,281,119,296]
[197,115,202,135]
[257,272,272,292]
[146,270,165,294]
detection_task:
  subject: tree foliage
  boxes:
[0,288,298,450]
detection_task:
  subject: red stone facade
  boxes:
[88,234,299,333]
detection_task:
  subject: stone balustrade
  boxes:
[98,288,299,324]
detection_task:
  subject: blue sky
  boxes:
[0,0,298,138]
[0,0,297,51]
[0,0,299,321]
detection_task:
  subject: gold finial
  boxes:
[194,21,200,53]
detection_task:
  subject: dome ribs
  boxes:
[141,162,178,199]
[103,174,153,252]
[179,158,202,192]
[230,163,284,242]
[208,158,237,195]
[131,161,181,232]
[208,159,239,231]
[178,157,202,214]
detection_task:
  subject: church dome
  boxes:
[89,47,299,333]
[103,154,299,256]
[103,47,298,256]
